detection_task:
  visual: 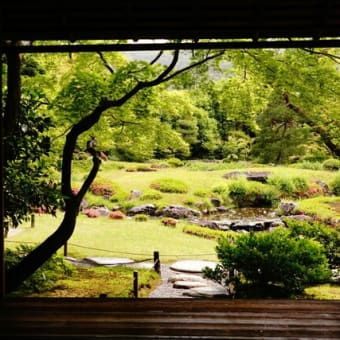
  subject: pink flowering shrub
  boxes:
[84,209,100,218]
[109,211,126,219]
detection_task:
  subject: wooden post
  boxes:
[0,49,4,297]
[63,242,67,257]
[133,271,138,298]
[30,214,35,228]
[153,251,160,274]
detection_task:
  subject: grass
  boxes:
[6,213,218,263]
[21,266,160,298]
[297,196,340,224]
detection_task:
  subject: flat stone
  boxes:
[170,260,217,273]
[173,280,209,289]
[183,285,229,297]
[168,273,206,283]
[84,257,134,266]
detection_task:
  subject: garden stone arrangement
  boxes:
[150,259,229,298]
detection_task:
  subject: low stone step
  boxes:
[183,285,229,297]
[173,280,209,289]
[168,273,206,283]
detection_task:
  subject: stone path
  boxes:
[149,260,229,298]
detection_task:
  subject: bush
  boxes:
[228,179,280,208]
[267,174,308,198]
[323,158,340,171]
[140,189,163,201]
[5,244,74,294]
[134,214,148,222]
[109,211,126,219]
[150,178,188,194]
[284,219,340,268]
[204,228,331,297]
[182,223,237,241]
[329,172,340,196]
[89,179,115,197]
[290,161,323,171]
[166,157,184,167]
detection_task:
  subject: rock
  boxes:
[183,285,229,298]
[161,205,201,219]
[127,204,157,216]
[129,189,142,200]
[223,171,272,183]
[84,257,134,266]
[168,273,206,283]
[170,260,217,273]
[278,202,298,216]
[173,281,209,289]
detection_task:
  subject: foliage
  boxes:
[4,89,61,227]
[182,223,237,241]
[204,228,331,297]
[221,130,252,161]
[228,178,280,208]
[329,172,340,195]
[6,244,74,294]
[89,180,115,197]
[166,157,185,168]
[289,161,324,171]
[323,159,340,171]
[284,219,340,268]
[140,189,163,201]
[109,211,126,219]
[150,178,189,194]
[134,214,148,222]
[267,174,308,198]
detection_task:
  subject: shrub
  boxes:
[166,157,184,167]
[267,174,307,198]
[109,211,126,219]
[204,228,331,297]
[284,218,340,268]
[228,179,280,208]
[323,158,340,171]
[5,244,74,294]
[84,208,100,218]
[182,223,237,241]
[140,189,163,201]
[329,172,340,196]
[89,179,114,197]
[134,214,148,222]
[290,161,323,171]
[161,217,177,227]
[193,189,210,198]
[150,178,188,194]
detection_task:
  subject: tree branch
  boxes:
[96,51,115,74]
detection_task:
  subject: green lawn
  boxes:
[6,213,218,263]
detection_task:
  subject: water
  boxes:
[206,207,278,222]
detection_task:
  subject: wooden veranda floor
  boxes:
[0,298,339,339]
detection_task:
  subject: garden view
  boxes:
[3,44,340,299]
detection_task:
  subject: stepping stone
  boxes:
[168,273,206,283]
[183,285,229,298]
[84,257,134,266]
[173,281,209,289]
[170,259,217,273]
